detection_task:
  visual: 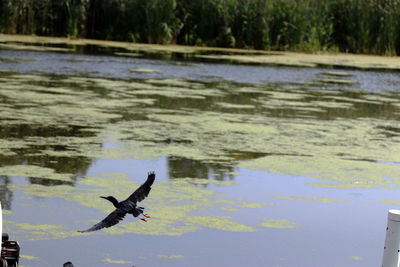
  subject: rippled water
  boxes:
[1,48,400,266]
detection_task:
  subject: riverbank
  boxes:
[1,34,400,71]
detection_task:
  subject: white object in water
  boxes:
[382,210,400,267]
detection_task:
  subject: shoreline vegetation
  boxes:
[0,0,400,56]
[1,34,400,71]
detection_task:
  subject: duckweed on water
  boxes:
[20,254,39,261]
[194,52,400,70]
[321,71,353,77]
[314,78,356,85]
[130,68,162,74]
[0,43,70,53]
[186,216,256,232]
[0,165,73,182]
[157,254,184,259]
[215,102,255,109]
[381,200,400,206]
[103,257,132,264]
[220,207,238,212]
[239,202,265,208]
[259,219,299,229]
[3,220,81,240]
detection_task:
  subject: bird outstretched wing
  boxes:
[127,172,156,203]
[78,209,127,233]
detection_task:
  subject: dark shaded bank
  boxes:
[1,0,400,55]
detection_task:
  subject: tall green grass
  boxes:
[1,0,400,55]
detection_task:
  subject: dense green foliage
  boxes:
[1,0,400,55]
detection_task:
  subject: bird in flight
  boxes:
[78,172,155,233]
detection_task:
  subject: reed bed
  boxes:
[1,0,399,55]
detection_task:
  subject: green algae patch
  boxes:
[179,178,236,186]
[218,199,264,212]
[20,254,39,261]
[381,200,400,206]
[259,219,298,229]
[2,210,12,215]
[241,155,400,189]
[314,78,356,85]
[4,221,81,241]
[114,52,141,57]
[0,43,70,53]
[103,257,132,264]
[158,254,184,259]
[321,71,353,77]
[239,202,265,208]
[130,68,162,74]
[238,117,400,189]
[0,165,73,182]
[220,207,238,212]
[186,216,256,232]
[102,218,200,236]
[145,78,202,88]
[274,196,347,203]
[216,102,255,109]
[195,51,400,70]
[311,100,353,109]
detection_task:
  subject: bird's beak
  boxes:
[100,196,107,199]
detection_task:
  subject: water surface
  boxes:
[0,47,400,266]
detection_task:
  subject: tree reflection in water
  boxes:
[167,156,234,182]
[0,176,13,210]
[0,123,95,188]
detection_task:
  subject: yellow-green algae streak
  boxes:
[158,254,184,259]
[20,254,39,261]
[103,257,132,264]
[259,219,299,229]
[382,200,400,206]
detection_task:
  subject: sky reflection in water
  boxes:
[0,48,400,266]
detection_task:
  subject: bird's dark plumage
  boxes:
[128,171,155,202]
[78,172,155,233]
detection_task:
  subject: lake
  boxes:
[1,44,400,266]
